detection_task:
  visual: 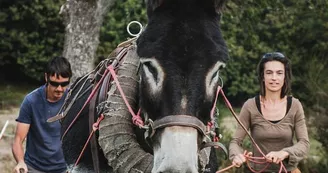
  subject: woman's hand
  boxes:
[232,151,252,167]
[265,151,289,164]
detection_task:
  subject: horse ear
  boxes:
[214,0,228,14]
[147,0,164,11]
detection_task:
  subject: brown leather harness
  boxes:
[48,42,131,173]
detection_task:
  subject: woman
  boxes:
[229,52,310,172]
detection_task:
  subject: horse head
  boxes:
[136,0,229,172]
[57,0,229,172]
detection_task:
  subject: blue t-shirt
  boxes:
[16,84,67,173]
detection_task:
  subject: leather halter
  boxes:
[47,42,132,173]
[144,115,207,139]
[142,114,228,156]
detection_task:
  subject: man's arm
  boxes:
[12,122,30,173]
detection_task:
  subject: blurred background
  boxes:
[0,0,327,172]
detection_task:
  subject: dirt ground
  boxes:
[0,108,19,173]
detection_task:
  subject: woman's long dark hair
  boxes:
[257,52,292,98]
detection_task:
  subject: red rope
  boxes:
[73,114,105,168]
[108,65,144,128]
[214,87,288,173]
[216,164,235,173]
[62,65,111,140]
[67,67,288,173]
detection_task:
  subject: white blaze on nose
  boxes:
[140,58,165,94]
[205,61,225,99]
[181,95,187,110]
[152,126,199,173]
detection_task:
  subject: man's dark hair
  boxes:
[45,56,72,79]
[257,52,292,98]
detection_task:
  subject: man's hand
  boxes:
[13,161,27,173]
[265,150,289,164]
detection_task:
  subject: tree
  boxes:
[0,0,65,82]
[60,0,116,82]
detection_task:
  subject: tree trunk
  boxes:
[60,0,116,82]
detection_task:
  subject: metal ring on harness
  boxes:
[127,21,143,37]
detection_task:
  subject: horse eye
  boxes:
[140,58,165,94]
[142,61,158,80]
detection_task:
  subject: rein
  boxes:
[63,61,288,173]
[214,87,288,173]
[109,73,288,173]
[58,51,287,173]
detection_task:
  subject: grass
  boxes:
[0,83,38,111]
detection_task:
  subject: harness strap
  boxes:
[71,114,104,172]
[47,75,90,123]
[200,141,228,159]
[63,43,135,172]
[148,115,207,138]
[98,47,128,104]
[89,85,100,173]
[61,65,112,140]
[88,47,128,173]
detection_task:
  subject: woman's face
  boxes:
[263,60,285,93]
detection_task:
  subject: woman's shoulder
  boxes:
[246,96,257,104]
[241,96,257,109]
[290,96,303,106]
[288,96,306,119]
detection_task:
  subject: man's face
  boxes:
[46,74,70,102]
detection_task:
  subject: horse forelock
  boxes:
[147,0,227,17]
[138,2,229,63]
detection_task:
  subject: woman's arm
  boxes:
[229,99,252,166]
[282,99,310,165]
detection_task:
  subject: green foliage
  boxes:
[0,0,65,81]
[221,0,328,105]
[218,1,328,171]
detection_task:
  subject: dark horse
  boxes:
[55,0,229,172]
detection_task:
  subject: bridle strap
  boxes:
[200,141,228,158]
[151,115,207,137]
[88,84,100,173]
[47,75,90,123]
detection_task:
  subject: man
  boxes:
[12,56,72,173]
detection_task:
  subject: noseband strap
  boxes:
[145,115,206,139]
